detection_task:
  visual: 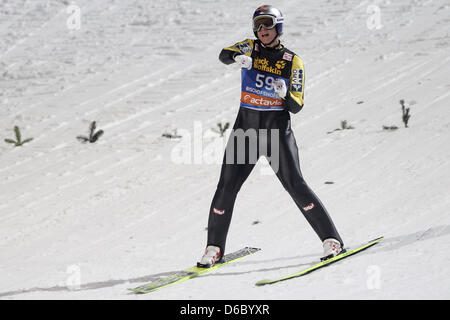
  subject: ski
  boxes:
[255,237,383,286]
[129,247,261,294]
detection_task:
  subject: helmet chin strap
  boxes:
[260,34,280,47]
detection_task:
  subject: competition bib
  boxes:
[240,68,288,111]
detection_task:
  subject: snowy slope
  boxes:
[0,0,449,300]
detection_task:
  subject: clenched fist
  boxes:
[234,54,253,70]
[274,78,287,98]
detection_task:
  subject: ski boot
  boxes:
[197,245,223,268]
[321,238,346,261]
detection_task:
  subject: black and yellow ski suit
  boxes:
[206,39,344,255]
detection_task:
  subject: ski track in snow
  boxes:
[0,0,449,299]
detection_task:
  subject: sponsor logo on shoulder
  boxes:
[283,52,293,61]
[237,42,252,55]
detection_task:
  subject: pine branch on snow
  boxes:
[77,121,104,143]
[211,122,230,137]
[4,126,33,147]
[327,120,355,134]
[400,99,411,128]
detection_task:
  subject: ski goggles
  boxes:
[253,15,281,32]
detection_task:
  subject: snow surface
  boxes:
[0,0,449,300]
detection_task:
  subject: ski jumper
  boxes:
[207,39,344,255]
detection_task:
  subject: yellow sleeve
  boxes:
[223,39,254,57]
[289,55,305,108]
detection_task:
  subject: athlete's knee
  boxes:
[282,175,308,194]
[216,180,240,197]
